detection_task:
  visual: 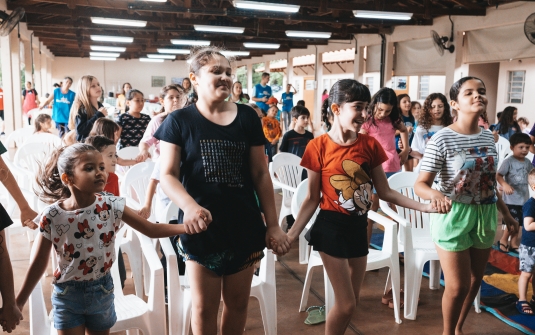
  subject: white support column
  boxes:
[33,44,42,96]
[286,54,294,88]
[10,33,23,129]
[314,48,324,129]
[383,40,395,89]
[47,58,52,90]
[354,46,365,83]
[0,34,14,133]
[40,51,48,95]
[246,63,253,96]
[23,39,32,86]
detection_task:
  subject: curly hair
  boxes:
[418,93,453,131]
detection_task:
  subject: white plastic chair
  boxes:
[299,210,402,324]
[495,136,512,170]
[290,179,320,264]
[25,133,62,147]
[119,161,156,215]
[116,146,142,178]
[269,153,304,231]
[379,172,480,320]
[4,126,34,149]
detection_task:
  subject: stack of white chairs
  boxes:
[495,136,512,170]
[379,172,480,320]
[5,126,34,149]
[116,146,142,180]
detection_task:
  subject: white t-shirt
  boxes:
[411,125,444,155]
[150,160,176,222]
[420,127,498,205]
[36,195,125,283]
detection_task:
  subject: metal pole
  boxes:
[379,33,386,88]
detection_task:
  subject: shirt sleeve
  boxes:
[497,157,511,176]
[109,196,126,229]
[419,136,445,174]
[301,140,321,173]
[279,132,289,152]
[241,105,266,146]
[36,208,52,241]
[154,112,183,147]
[524,200,535,219]
[140,117,160,147]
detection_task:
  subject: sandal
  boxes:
[496,241,509,253]
[528,295,535,308]
[509,246,519,254]
[304,305,326,325]
[516,300,534,315]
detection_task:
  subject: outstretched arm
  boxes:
[122,206,185,238]
[287,169,321,244]
[0,230,23,333]
[414,170,451,214]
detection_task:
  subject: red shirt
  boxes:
[300,133,387,216]
[0,88,4,110]
[104,172,120,196]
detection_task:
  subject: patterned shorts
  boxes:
[519,244,535,273]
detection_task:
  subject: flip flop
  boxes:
[516,300,534,315]
[304,305,326,325]
[509,247,519,254]
[496,241,509,253]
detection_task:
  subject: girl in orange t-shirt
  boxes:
[285,79,435,335]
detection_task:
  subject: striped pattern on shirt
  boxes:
[420,127,498,205]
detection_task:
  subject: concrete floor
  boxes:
[4,192,523,335]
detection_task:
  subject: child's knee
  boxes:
[446,282,471,299]
[336,299,357,318]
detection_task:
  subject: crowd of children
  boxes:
[1,46,535,335]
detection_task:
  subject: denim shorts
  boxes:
[519,244,535,273]
[51,272,116,331]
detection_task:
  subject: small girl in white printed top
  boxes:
[14,143,194,335]
[414,77,519,335]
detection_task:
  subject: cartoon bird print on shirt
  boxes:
[330,160,373,215]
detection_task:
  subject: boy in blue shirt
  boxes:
[279,105,314,158]
[516,168,535,315]
[281,84,298,133]
[252,73,272,114]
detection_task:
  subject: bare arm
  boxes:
[287,169,321,243]
[397,123,410,165]
[117,157,137,166]
[138,179,158,219]
[39,95,53,109]
[496,173,514,195]
[372,165,435,213]
[159,141,212,234]
[496,192,519,235]
[0,156,37,229]
[0,230,23,332]
[524,216,535,232]
[414,171,452,213]
[122,206,185,238]
[249,145,289,254]
[136,141,151,161]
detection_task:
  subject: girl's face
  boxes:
[232,83,242,97]
[267,106,278,118]
[127,92,145,113]
[101,145,117,173]
[67,151,107,194]
[400,97,411,113]
[430,98,445,121]
[89,78,102,100]
[451,79,488,117]
[335,100,368,133]
[182,79,191,90]
[374,103,393,120]
[191,54,233,101]
[123,83,132,93]
[161,89,183,114]
[42,119,52,131]
[513,109,518,121]
[411,104,421,118]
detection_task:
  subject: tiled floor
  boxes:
[4,192,523,334]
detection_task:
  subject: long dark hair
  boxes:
[419,93,453,131]
[321,79,371,131]
[498,106,521,135]
[367,88,401,128]
[36,144,99,204]
[397,93,413,120]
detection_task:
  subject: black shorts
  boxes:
[503,204,524,226]
[306,209,368,258]
[0,110,4,121]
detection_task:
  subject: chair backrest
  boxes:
[13,141,53,175]
[117,146,141,160]
[119,161,155,207]
[271,153,304,201]
[291,178,320,221]
[496,136,512,170]
[5,126,34,148]
[164,201,180,223]
[25,133,62,147]
[386,172,431,240]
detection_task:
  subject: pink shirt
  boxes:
[140,113,165,158]
[361,117,400,173]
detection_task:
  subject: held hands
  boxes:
[138,206,151,220]
[21,207,38,230]
[266,226,291,257]
[98,106,108,117]
[504,213,520,236]
[0,304,23,333]
[135,150,151,163]
[399,150,409,165]
[182,205,212,234]
[502,183,515,195]
[430,191,452,214]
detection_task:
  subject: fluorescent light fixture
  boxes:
[171,39,210,46]
[194,25,244,34]
[139,0,166,2]
[90,56,116,61]
[233,0,299,13]
[220,50,250,57]
[147,54,176,59]
[90,52,121,57]
[91,17,147,27]
[90,45,126,52]
[139,58,164,62]
[243,42,280,49]
[90,35,134,43]
[353,10,412,20]
[157,48,191,54]
[285,30,331,38]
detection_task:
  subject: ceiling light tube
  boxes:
[147,54,176,59]
[139,58,164,62]
[91,17,147,27]
[171,39,211,46]
[233,0,299,13]
[220,50,250,57]
[194,25,244,34]
[137,0,166,2]
[90,35,134,43]
[353,10,412,20]
[285,30,331,38]
[90,52,121,57]
[157,48,191,54]
[90,56,117,61]
[243,42,280,49]
[90,45,126,52]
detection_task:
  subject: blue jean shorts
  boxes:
[51,272,116,331]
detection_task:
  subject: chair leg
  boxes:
[474,287,481,313]
[257,290,277,335]
[429,260,441,290]
[404,256,426,320]
[299,262,316,312]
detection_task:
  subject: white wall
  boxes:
[51,57,190,97]
[496,58,535,122]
